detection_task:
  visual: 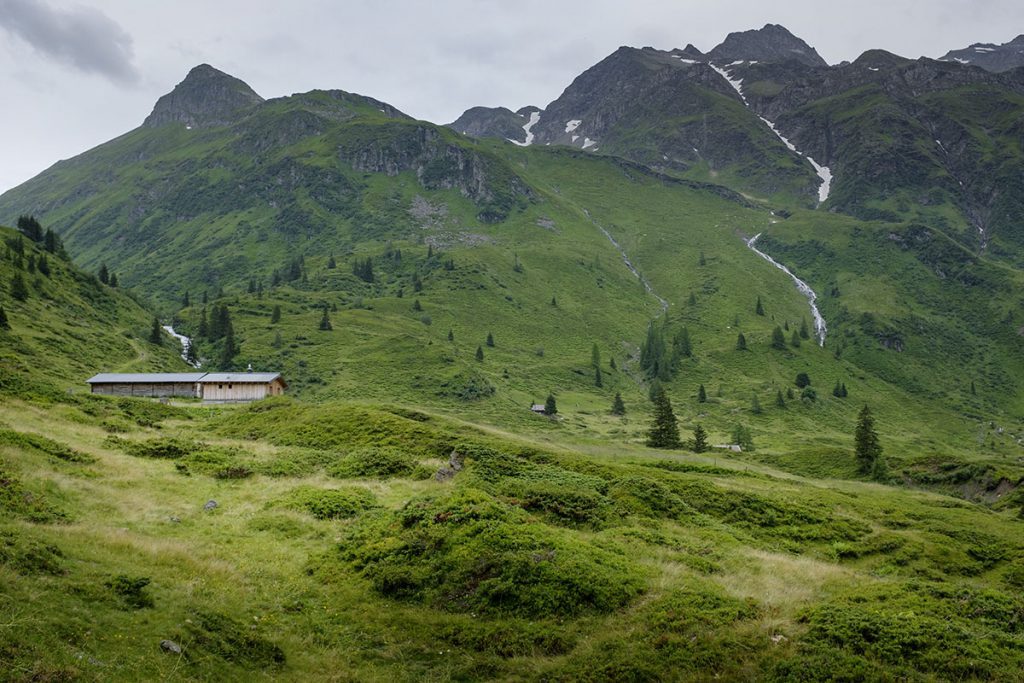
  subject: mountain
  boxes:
[448,105,541,144]
[940,34,1024,72]
[3,44,1024,682]
[706,23,829,68]
[143,63,265,129]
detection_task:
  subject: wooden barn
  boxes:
[86,373,206,398]
[197,372,287,403]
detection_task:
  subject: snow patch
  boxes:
[709,62,747,104]
[582,137,597,149]
[571,134,579,142]
[951,57,971,64]
[745,235,826,346]
[974,47,995,52]
[806,157,832,204]
[673,57,699,64]
[867,67,879,71]
[565,119,581,133]
[509,110,541,147]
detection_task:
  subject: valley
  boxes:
[1,21,1023,682]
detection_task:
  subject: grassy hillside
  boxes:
[1,389,1022,680]
[0,225,189,391]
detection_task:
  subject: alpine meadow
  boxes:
[2,18,1024,682]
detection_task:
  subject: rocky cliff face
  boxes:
[940,35,1024,73]
[143,64,264,129]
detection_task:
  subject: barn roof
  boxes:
[87,373,207,384]
[198,372,283,384]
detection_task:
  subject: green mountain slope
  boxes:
[0,224,188,391]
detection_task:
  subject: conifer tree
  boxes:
[775,389,786,408]
[697,384,707,403]
[833,381,843,398]
[109,272,118,288]
[675,327,692,358]
[970,381,976,396]
[44,228,58,254]
[26,254,35,274]
[37,254,49,277]
[11,272,28,301]
[327,254,337,269]
[272,330,283,349]
[201,291,208,305]
[854,405,883,476]
[16,215,43,242]
[218,325,237,370]
[751,392,763,415]
[732,424,754,450]
[735,332,747,351]
[98,263,109,285]
[755,296,765,316]
[182,291,190,308]
[186,340,199,366]
[412,273,423,292]
[412,299,422,312]
[447,329,454,342]
[0,306,9,330]
[787,387,795,400]
[595,365,603,388]
[550,296,557,307]
[475,345,484,361]
[149,318,163,344]
[795,372,811,388]
[544,394,557,415]
[646,386,680,448]
[799,318,810,340]
[840,383,848,398]
[699,251,706,266]
[609,357,617,370]
[198,308,209,338]
[688,292,697,306]
[487,332,495,348]
[611,392,626,416]
[271,305,281,324]
[692,424,708,453]
[791,330,801,347]
[771,326,786,349]
[319,307,332,331]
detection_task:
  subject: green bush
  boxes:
[0,530,65,575]
[440,619,575,658]
[281,486,378,520]
[607,476,689,519]
[340,488,646,617]
[0,428,94,463]
[105,574,154,609]
[330,446,417,478]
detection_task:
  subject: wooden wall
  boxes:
[90,382,198,398]
[200,382,271,402]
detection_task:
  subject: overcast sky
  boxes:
[0,0,1021,193]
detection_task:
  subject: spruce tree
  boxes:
[108,273,118,288]
[149,318,163,344]
[755,296,765,316]
[595,365,603,388]
[487,332,496,348]
[732,424,754,451]
[688,292,697,306]
[272,331,283,349]
[98,263,109,285]
[609,357,617,370]
[16,215,43,242]
[327,254,337,269]
[646,386,681,448]
[771,326,786,349]
[697,384,707,403]
[475,345,484,361]
[692,424,708,453]
[271,305,281,324]
[676,327,692,358]
[840,383,848,398]
[44,228,58,253]
[699,251,706,266]
[735,332,747,351]
[795,373,811,388]
[0,306,9,330]
[611,392,626,416]
[198,308,209,338]
[791,330,801,347]
[854,405,883,476]
[799,318,810,340]
[26,254,35,274]
[37,255,50,276]
[186,341,199,366]
[833,381,843,398]
[412,273,423,292]
[218,325,237,370]
[11,272,28,302]
[319,308,333,331]
[182,291,190,308]
[447,329,454,342]
[775,389,786,408]
[751,392,763,415]
[544,394,557,415]
[412,299,422,312]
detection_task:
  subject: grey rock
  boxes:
[203,500,218,511]
[143,64,264,129]
[168,516,181,523]
[160,639,182,654]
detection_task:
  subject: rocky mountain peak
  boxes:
[143,64,265,129]
[707,23,828,68]
[939,34,1024,72]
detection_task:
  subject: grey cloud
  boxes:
[0,0,138,84]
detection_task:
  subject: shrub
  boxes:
[280,486,378,520]
[330,447,417,478]
[0,530,65,575]
[607,476,689,519]
[339,488,646,617]
[181,611,286,668]
[105,575,154,609]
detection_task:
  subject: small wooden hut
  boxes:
[197,372,287,403]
